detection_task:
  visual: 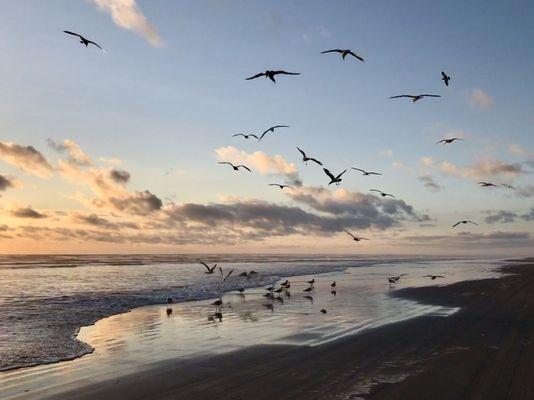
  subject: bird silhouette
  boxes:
[269,183,294,190]
[331,282,336,288]
[320,309,327,314]
[501,184,517,190]
[370,189,396,198]
[390,94,441,102]
[218,162,251,172]
[437,138,463,145]
[63,31,102,50]
[424,275,445,280]
[478,181,498,188]
[452,220,478,228]
[297,147,322,166]
[321,49,364,62]
[246,70,300,83]
[388,274,407,284]
[324,168,346,185]
[258,125,290,141]
[200,262,217,274]
[344,230,369,242]
[233,133,259,140]
[308,278,315,285]
[352,168,382,176]
[303,287,313,293]
[441,71,451,86]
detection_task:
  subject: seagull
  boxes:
[218,162,251,172]
[297,147,322,166]
[233,133,259,140]
[308,278,315,285]
[211,299,223,307]
[344,231,369,242]
[370,189,396,198]
[441,71,451,86]
[478,181,498,188]
[352,168,382,176]
[304,295,314,303]
[388,274,407,284]
[266,286,274,292]
[501,184,517,190]
[258,125,290,142]
[238,272,249,278]
[245,70,300,83]
[281,280,290,287]
[390,94,441,103]
[321,49,364,62]
[63,31,103,50]
[274,287,284,294]
[437,138,463,145]
[237,287,245,293]
[324,168,346,185]
[269,183,294,190]
[219,267,234,283]
[200,262,217,274]
[249,271,258,275]
[320,309,327,314]
[452,220,478,228]
[303,287,313,293]
[331,282,336,288]
[424,275,445,280]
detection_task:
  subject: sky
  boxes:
[0,0,533,255]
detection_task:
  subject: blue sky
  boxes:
[0,0,532,254]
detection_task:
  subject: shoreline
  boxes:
[15,259,529,400]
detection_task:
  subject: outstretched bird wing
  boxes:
[272,71,300,76]
[344,230,356,239]
[452,221,462,227]
[420,94,441,98]
[336,169,347,179]
[272,125,290,129]
[309,157,323,166]
[347,51,364,62]
[297,147,306,158]
[86,40,102,49]
[269,184,282,188]
[368,172,382,176]
[248,134,259,139]
[467,221,478,225]
[218,161,234,167]
[232,134,246,138]
[63,30,83,39]
[200,261,211,272]
[370,189,383,194]
[436,139,447,144]
[323,168,336,181]
[321,49,343,54]
[237,165,251,172]
[245,72,266,80]
[352,168,366,174]
[389,95,414,99]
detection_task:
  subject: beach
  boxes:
[1,258,532,399]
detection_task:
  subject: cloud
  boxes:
[379,149,393,157]
[47,139,91,166]
[0,141,53,178]
[521,208,534,221]
[404,231,532,249]
[485,210,517,224]
[468,88,493,109]
[0,174,18,191]
[515,185,534,198]
[10,206,47,219]
[215,146,301,185]
[91,0,163,46]
[418,174,442,192]
[109,169,130,183]
[104,190,163,215]
[430,157,524,182]
[72,212,139,230]
[99,157,123,166]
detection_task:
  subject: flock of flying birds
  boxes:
[62,30,507,320]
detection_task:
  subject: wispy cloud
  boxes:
[47,139,91,166]
[468,88,493,109]
[379,149,393,157]
[0,174,18,192]
[0,141,53,178]
[418,174,442,192]
[91,0,163,46]
[10,206,47,219]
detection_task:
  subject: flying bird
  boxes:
[389,94,441,103]
[218,162,251,172]
[63,31,102,50]
[452,220,478,228]
[370,189,396,198]
[269,183,294,190]
[245,70,300,83]
[200,262,217,274]
[437,138,463,145]
[324,168,346,185]
[297,147,322,166]
[219,267,234,283]
[258,125,290,141]
[352,168,382,176]
[441,71,451,86]
[478,181,498,188]
[344,231,369,242]
[388,274,407,284]
[233,133,259,140]
[501,184,517,190]
[424,275,445,280]
[321,49,364,62]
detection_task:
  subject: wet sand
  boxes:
[31,260,534,400]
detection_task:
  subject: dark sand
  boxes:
[46,261,534,400]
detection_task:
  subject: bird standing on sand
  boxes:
[246,70,300,83]
[352,168,382,176]
[331,282,336,288]
[303,287,313,293]
[200,262,217,274]
[437,138,463,145]
[63,31,103,50]
[297,147,323,166]
[370,189,396,198]
[324,168,346,186]
[424,275,444,280]
[390,94,441,102]
[345,231,369,242]
[441,71,451,86]
[320,309,327,314]
[321,49,364,62]
[452,220,478,228]
[308,278,315,285]
[218,162,251,172]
